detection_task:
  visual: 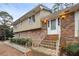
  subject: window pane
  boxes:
[51,20,56,30]
[28,15,35,24]
[28,16,35,24]
[28,17,31,24]
[32,15,35,22]
[48,21,49,27]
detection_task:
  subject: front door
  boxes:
[47,19,60,35]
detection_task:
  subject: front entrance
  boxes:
[47,19,60,35]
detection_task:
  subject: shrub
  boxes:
[10,38,27,46]
[64,43,79,56]
[16,38,27,45]
[10,38,17,43]
[10,38,32,46]
[26,38,32,47]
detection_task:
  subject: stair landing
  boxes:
[32,47,57,56]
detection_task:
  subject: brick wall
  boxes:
[60,12,79,47]
[14,29,47,47]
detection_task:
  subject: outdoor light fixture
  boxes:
[59,14,66,20]
[59,12,66,20]
[41,18,48,24]
[61,15,66,19]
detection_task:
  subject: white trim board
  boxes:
[75,11,79,37]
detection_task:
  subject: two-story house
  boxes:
[13,4,52,47]
[13,4,79,55]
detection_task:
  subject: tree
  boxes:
[0,11,13,26]
[0,11,14,40]
[52,3,74,13]
[64,3,73,8]
[4,25,14,40]
[52,3,63,13]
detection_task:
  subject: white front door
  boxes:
[47,19,60,35]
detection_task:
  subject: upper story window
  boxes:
[32,15,35,22]
[28,15,35,24]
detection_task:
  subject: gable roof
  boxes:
[41,3,79,20]
[13,4,52,25]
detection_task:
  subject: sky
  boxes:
[0,3,53,21]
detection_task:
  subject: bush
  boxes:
[64,43,79,56]
[10,38,17,43]
[10,38,32,46]
[26,38,32,47]
[16,38,28,45]
[10,38,27,46]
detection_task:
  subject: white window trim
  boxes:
[75,11,79,37]
[47,18,60,35]
[28,16,35,24]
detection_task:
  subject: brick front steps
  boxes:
[31,47,57,56]
[40,39,57,49]
[40,35,58,50]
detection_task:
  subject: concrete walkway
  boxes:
[4,41,31,53]
[0,41,24,56]
[32,47,57,56]
[0,41,57,56]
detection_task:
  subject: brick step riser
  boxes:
[40,43,56,46]
[40,44,56,49]
[40,44,56,48]
[41,42,56,45]
[42,46,56,49]
[40,45,56,49]
[41,40,56,44]
[46,38,57,40]
[40,45,56,48]
[41,40,56,43]
[42,40,56,43]
[42,40,56,42]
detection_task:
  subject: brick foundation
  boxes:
[14,29,47,47]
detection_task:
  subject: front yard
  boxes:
[0,42,24,56]
[0,40,57,56]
